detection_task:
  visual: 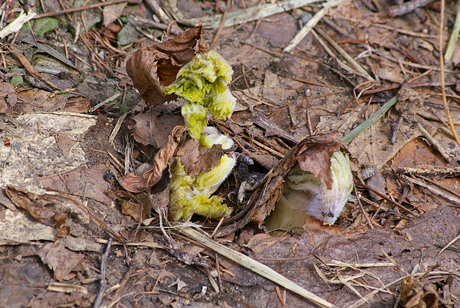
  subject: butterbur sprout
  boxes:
[163,51,236,139]
[169,130,236,222]
[266,150,353,233]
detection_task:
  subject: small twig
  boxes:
[390,116,404,144]
[400,174,460,206]
[416,121,453,164]
[437,237,460,255]
[315,27,374,82]
[210,0,230,49]
[34,0,141,19]
[93,237,113,308]
[387,0,434,17]
[283,0,349,52]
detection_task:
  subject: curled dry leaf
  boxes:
[0,82,17,114]
[119,125,188,192]
[296,133,342,191]
[176,137,224,178]
[5,185,68,230]
[217,133,346,236]
[129,108,184,148]
[38,240,85,282]
[396,84,426,121]
[126,25,209,107]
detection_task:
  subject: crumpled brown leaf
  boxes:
[38,240,85,281]
[119,125,188,192]
[126,25,209,107]
[176,138,224,178]
[297,133,342,191]
[217,133,345,236]
[5,186,68,232]
[400,275,440,308]
[396,84,426,122]
[28,292,93,308]
[0,82,17,114]
[129,108,184,148]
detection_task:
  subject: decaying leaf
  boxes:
[28,290,92,308]
[126,25,209,107]
[297,134,342,191]
[217,133,349,236]
[400,275,441,308]
[0,82,17,114]
[129,108,184,147]
[5,186,68,230]
[175,137,224,178]
[119,125,188,192]
[396,84,426,121]
[38,240,85,281]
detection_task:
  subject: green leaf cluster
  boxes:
[164,51,236,139]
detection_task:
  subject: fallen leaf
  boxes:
[0,82,17,114]
[103,3,127,27]
[119,125,188,192]
[129,108,184,147]
[296,133,342,191]
[38,240,85,281]
[28,291,92,308]
[175,137,224,178]
[396,84,426,121]
[126,25,209,107]
[5,185,67,229]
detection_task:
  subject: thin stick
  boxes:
[210,0,230,49]
[180,227,335,308]
[439,0,460,149]
[93,237,113,308]
[438,233,460,255]
[416,121,453,163]
[283,0,349,52]
[315,27,374,82]
[34,0,141,19]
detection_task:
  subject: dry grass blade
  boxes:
[439,0,460,149]
[186,0,322,29]
[180,227,336,308]
[399,174,460,206]
[283,0,349,53]
[315,28,374,82]
[444,2,460,63]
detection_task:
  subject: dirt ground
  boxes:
[2,0,460,307]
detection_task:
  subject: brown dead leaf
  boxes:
[126,25,209,107]
[303,216,343,234]
[297,134,342,190]
[400,276,440,308]
[38,240,85,281]
[41,164,113,205]
[396,84,425,121]
[129,108,184,147]
[0,82,17,114]
[5,185,67,229]
[217,133,344,236]
[14,88,89,114]
[119,125,188,192]
[175,137,224,177]
[103,3,127,27]
[28,292,93,308]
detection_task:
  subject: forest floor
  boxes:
[2,0,460,307]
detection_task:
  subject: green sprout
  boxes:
[169,131,236,221]
[163,51,236,139]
